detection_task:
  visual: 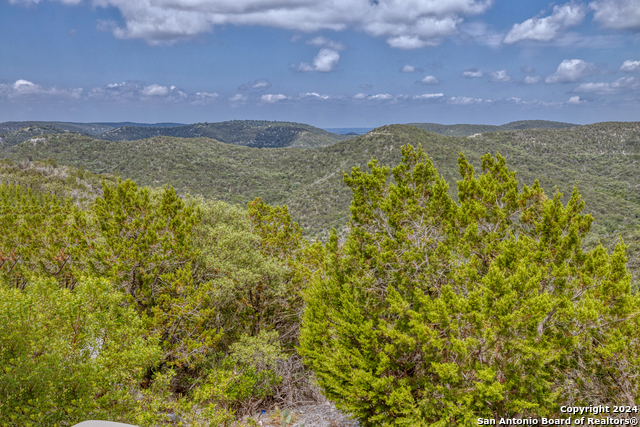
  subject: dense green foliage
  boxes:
[0,277,163,427]
[0,179,316,425]
[300,146,640,426]
[1,127,639,426]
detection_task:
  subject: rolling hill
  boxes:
[1,121,638,284]
[408,120,577,137]
[96,120,353,148]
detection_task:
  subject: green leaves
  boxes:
[0,277,162,426]
[0,184,95,288]
[93,179,199,313]
[300,145,640,426]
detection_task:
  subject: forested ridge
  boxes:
[1,121,638,285]
[1,121,640,426]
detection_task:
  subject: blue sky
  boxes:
[1,0,639,127]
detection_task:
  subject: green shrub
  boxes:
[299,145,640,426]
[0,277,163,426]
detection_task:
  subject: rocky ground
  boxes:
[243,402,361,427]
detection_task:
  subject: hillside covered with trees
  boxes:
[1,144,639,426]
[2,121,638,286]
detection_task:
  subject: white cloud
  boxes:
[567,96,585,104]
[572,76,639,94]
[299,48,340,72]
[0,79,83,99]
[545,59,597,83]
[489,70,511,82]
[18,0,494,48]
[141,84,170,96]
[621,60,640,72]
[524,75,541,84]
[192,91,219,105]
[503,2,586,44]
[89,81,187,102]
[590,0,640,32]
[369,93,393,100]
[261,93,287,103]
[306,36,345,50]
[9,0,81,3]
[352,93,396,101]
[228,93,248,105]
[413,93,444,100]
[238,78,272,90]
[387,35,435,50]
[461,68,483,78]
[303,92,331,100]
[418,75,440,85]
[400,65,416,73]
[448,96,484,105]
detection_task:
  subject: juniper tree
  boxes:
[299,145,640,427]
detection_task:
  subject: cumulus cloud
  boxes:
[567,95,585,104]
[590,0,640,32]
[413,93,444,100]
[621,60,640,72]
[299,48,340,72]
[448,96,485,105]
[238,78,272,90]
[368,93,394,100]
[228,93,248,105]
[524,75,541,84]
[303,92,331,100]
[489,70,511,82]
[418,75,440,85]
[545,59,597,83]
[352,93,397,101]
[572,76,639,94]
[306,36,345,50]
[461,68,483,78]
[141,84,170,96]
[503,2,586,44]
[15,0,494,48]
[261,93,287,103]
[9,0,81,4]
[0,79,83,99]
[89,81,187,101]
[192,91,219,105]
[400,65,420,73]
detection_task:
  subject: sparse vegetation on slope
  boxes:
[408,119,577,137]
[0,158,114,207]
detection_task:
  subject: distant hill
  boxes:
[97,120,353,148]
[407,120,577,137]
[0,120,353,149]
[95,122,184,128]
[2,121,637,285]
[0,121,115,135]
[323,128,375,135]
